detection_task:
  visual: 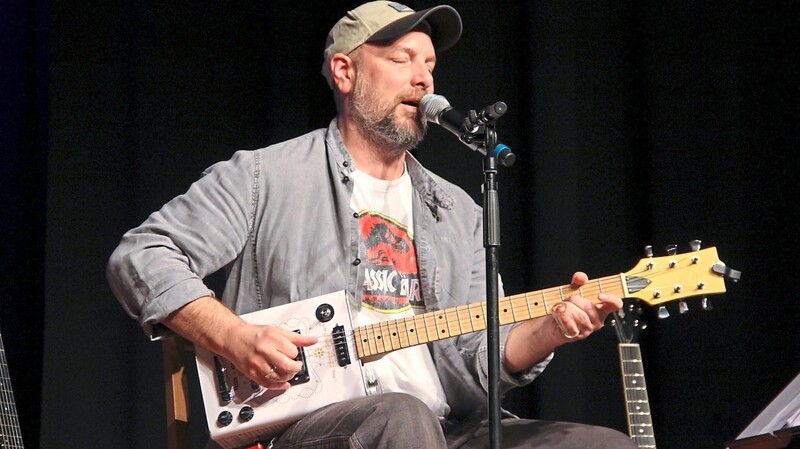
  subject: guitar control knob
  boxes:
[239,406,255,422]
[218,410,233,427]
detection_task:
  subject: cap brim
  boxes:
[366,5,462,52]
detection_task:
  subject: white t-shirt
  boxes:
[349,166,450,418]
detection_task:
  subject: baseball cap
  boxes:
[322,1,462,87]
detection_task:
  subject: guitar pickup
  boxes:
[289,330,310,386]
[332,324,351,367]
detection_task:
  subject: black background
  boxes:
[2,1,798,448]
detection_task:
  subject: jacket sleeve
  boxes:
[448,202,552,410]
[106,150,257,338]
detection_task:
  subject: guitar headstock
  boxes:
[622,242,740,308]
[609,299,649,344]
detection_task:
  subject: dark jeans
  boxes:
[272,393,637,449]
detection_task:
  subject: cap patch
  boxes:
[387,2,413,13]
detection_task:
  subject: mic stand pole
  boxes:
[460,100,512,449]
[482,124,503,449]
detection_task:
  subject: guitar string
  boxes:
[0,335,24,447]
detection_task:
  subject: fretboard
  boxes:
[619,342,656,449]
[0,329,24,449]
[354,274,626,358]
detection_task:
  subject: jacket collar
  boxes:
[325,118,455,214]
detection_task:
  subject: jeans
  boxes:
[272,393,637,449]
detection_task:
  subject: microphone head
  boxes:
[420,94,451,124]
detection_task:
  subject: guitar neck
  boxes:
[619,342,656,449]
[354,274,626,359]
[0,329,25,449]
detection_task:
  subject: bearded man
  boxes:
[108,2,636,448]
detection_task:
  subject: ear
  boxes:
[330,53,356,94]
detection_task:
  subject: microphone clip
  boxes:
[462,102,507,135]
[461,101,514,167]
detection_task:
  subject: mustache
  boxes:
[396,89,429,108]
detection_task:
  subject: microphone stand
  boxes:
[461,103,513,449]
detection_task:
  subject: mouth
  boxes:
[400,98,422,109]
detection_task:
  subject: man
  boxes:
[107,2,637,448]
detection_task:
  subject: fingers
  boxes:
[553,280,623,341]
[570,271,589,288]
[596,292,623,316]
[552,301,595,340]
[287,330,319,347]
[230,324,318,389]
[259,328,316,384]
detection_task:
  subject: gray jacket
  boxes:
[107,119,550,423]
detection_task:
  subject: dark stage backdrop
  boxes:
[2,1,798,448]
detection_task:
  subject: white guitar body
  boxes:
[195,291,369,449]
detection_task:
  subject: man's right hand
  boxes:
[161,296,318,389]
[224,323,318,389]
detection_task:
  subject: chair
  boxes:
[163,336,193,449]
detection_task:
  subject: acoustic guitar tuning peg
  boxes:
[679,301,689,314]
[666,244,678,255]
[658,306,670,319]
[701,297,713,310]
[644,245,653,257]
[690,239,702,251]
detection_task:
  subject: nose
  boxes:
[411,61,433,92]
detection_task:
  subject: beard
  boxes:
[350,74,428,157]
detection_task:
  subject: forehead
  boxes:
[361,30,436,57]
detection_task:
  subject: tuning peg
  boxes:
[701,297,713,310]
[690,239,702,251]
[658,306,670,319]
[679,301,689,314]
[644,245,653,257]
[666,244,678,255]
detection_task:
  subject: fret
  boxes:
[422,312,440,342]
[413,314,430,344]
[455,305,474,334]
[433,311,450,339]
[469,303,486,332]
[509,295,530,323]
[498,298,515,325]
[378,321,394,352]
[394,318,410,348]
[540,290,549,314]
[374,322,389,354]
[388,319,404,349]
[626,404,653,415]
[354,327,365,357]
[445,308,463,336]
[403,316,420,346]
[409,315,428,345]
[362,326,378,355]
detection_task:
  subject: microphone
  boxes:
[420,94,515,167]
